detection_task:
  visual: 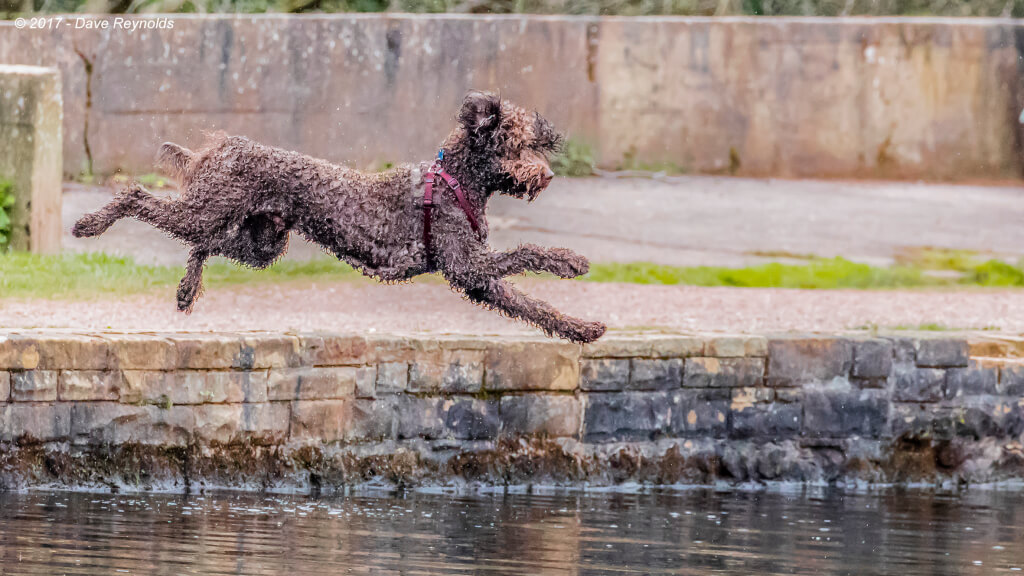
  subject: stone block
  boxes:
[239,335,301,369]
[165,334,244,369]
[803,382,887,438]
[445,399,500,441]
[70,402,194,446]
[731,403,802,439]
[1,403,71,442]
[968,337,1013,359]
[891,404,954,440]
[242,402,290,439]
[376,362,409,394]
[193,403,289,444]
[347,398,397,442]
[289,400,350,443]
[396,396,446,440]
[631,359,683,390]
[731,387,773,405]
[11,370,57,402]
[104,334,175,370]
[999,364,1024,396]
[670,390,728,437]
[193,404,292,444]
[648,336,705,358]
[499,395,582,438]
[767,338,852,387]
[409,351,484,394]
[684,357,764,388]
[0,65,61,253]
[365,335,428,363]
[583,391,672,442]
[267,367,356,401]
[945,361,998,399]
[888,338,917,363]
[892,367,945,403]
[434,336,493,351]
[0,336,36,370]
[123,370,267,405]
[954,397,1024,439]
[355,366,376,398]
[852,339,893,379]
[69,402,146,440]
[0,371,8,402]
[582,336,653,358]
[706,335,767,357]
[485,341,579,391]
[0,335,113,370]
[775,389,803,403]
[580,359,630,391]
[915,339,969,368]
[193,404,242,444]
[59,370,123,401]
[297,333,368,366]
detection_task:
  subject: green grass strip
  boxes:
[2,252,1023,301]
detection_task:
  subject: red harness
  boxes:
[422,156,482,268]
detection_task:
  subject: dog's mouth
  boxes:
[526,173,554,202]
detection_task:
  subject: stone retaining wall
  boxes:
[3,331,1024,492]
[0,15,1021,181]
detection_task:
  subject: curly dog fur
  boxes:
[72,91,607,343]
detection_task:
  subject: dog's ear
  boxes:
[458,91,501,134]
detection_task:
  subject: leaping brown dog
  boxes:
[72,90,607,343]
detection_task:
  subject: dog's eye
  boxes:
[535,132,563,154]
[532,114,563,154]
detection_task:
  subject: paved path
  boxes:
[3,279,1023,335]
[16,176,1022,336]
[63,176,1024,267]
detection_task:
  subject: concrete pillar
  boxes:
[0,65,62,254]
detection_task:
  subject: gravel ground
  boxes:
[15,176,1024,336]
[2,278,1022,335]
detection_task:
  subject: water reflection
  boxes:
[1,488,1023,575]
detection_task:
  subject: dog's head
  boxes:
[452,90,563,201]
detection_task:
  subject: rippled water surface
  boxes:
[2,488,1024,575]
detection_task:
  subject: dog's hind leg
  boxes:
[73,183,203,243]
[177,247,209,313]
[460,278,606,343]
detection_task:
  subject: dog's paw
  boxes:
[71,213,110,238]
[563,320,606,344]
[176,284,198,314]
[549,249,590,278]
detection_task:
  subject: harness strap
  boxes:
[422,155,482,269]
[422,171,435,268]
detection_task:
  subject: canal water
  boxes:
[0,488,1022,575]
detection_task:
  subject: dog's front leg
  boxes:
[490,244,590,278]
[177,248,209,314]
[461,277,606,343]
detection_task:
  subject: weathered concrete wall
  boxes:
[2,330,1024,492]
[0,65,62,253]
[0,16,1021,181]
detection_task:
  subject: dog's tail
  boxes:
[156,142,195,180]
